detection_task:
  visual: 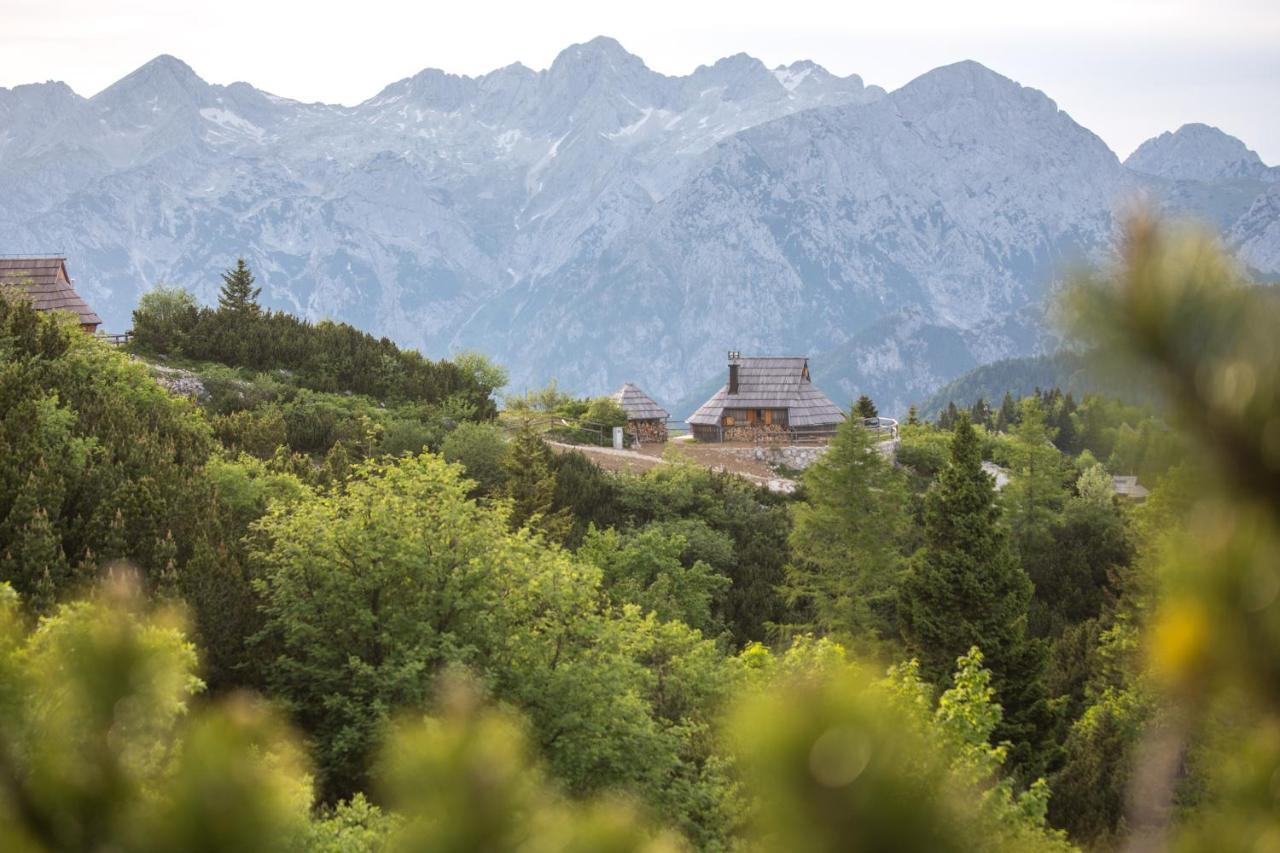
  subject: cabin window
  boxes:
[722,415,735,426]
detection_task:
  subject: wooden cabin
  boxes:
[686,352,845,442]
[0,257,102,333]
[610,382,670,443]
[1111,475,1150,502]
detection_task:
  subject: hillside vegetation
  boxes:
[0,223,1277,851]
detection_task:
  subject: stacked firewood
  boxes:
[722,423,788,443]
[627,419,668,444]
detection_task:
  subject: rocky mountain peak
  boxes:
[368,67,477,112]
[689,53,783,101]
[1125,123,1274,182]
[547,36,655,84]
[96,54,207,102]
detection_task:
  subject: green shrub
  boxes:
[131,285,199,354]
[441,422,509,496]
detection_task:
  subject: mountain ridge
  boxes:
[1,39,1276,415]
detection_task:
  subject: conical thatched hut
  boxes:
[610,383,670,444]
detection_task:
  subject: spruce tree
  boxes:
[1004,397,1067,566]
[853,395,879,420]
[782,414,908,649]
[217,258,261,315]
[897,414,1048,775]
[1052,395,1080,454]
[969,397,993,429]
[939,401,960,430]
[501,423,571,544]
[995,392,1018,433]
[906,405,920,426]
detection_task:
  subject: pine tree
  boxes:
[906,405,920,427]
[217,258,261,315]
[0,506,69,605]
[31,564,57,616]
[153,530,180,599]
[501,423,571,544]
[853,395,879,420]
[897,414,1049,775]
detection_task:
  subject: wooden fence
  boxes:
[98,331,132,347]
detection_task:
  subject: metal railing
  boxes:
[861,416,899,441]
[97,331,132,347]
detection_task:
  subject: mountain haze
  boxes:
[2,38,1277,413]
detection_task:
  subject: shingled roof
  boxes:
[687,356,845,427]
[610,383,670,421]
[0,257,102,328]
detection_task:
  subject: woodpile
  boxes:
[723,423,788,443]
[627,418,668,444]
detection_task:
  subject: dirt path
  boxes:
[546,441,667,475]
[547,440,797,493]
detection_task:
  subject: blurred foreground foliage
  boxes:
[0,576,1069,852]
[1065,216,1280,850]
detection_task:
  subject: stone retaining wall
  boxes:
[721,444,830,471]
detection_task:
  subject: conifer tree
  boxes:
[853,395,879,420]
[995,391,1018,433]
[217,258,261,315]
[783,414,909,649]
[939,401,960,430]
[898,414,1048,774]
[1004,397,1068,565]
[0,506,68,605]
[1052,394,1080,454]
[970,397,993,429]
[153,530,180,599]
[501,423,571,544]
[906,405,920,426]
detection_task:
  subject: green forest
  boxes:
[0,217,1276,851]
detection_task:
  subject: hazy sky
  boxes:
[3,0,1278,162]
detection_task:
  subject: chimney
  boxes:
[727,350,740,395]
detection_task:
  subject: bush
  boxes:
[379,417,439,457]
[585,397,628,430]
[212,406,288,459]
[131,285,199,354]
[441,422,509,496]
[895,426,951,477]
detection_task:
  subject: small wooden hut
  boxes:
[610,383,670,444]
[0,257,102,332]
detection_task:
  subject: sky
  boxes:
[2,0,1278,162]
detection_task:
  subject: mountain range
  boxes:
[1,37,1276,414]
